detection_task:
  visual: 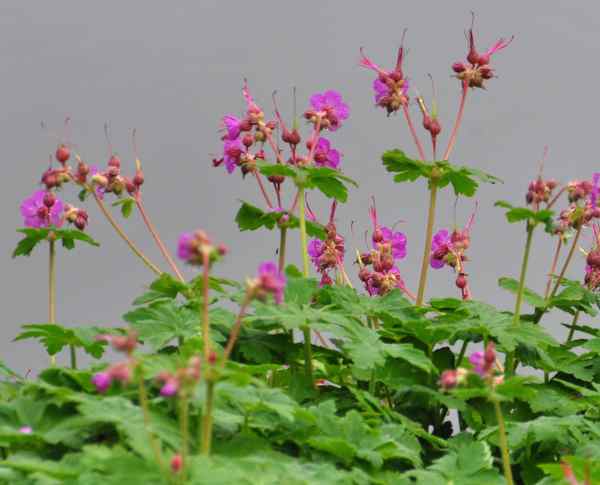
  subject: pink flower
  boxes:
[177,232,195,261]
[159,377,180,397]
[469,351,485,376]
[20,190,64,228]
[19,426,33,434]
[257,261,286,304]
[360,47,409,113]
[223,138,243,174]
[378,227,407,260]
[308,90,350,131]
[313,138,341,169]
[430,229,452,269]
[91,372,112,393]
[222,115,242,140]
[307,239,324,268]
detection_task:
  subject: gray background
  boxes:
[2,1,597,373]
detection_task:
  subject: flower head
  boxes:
[91,371,112,393]
[306,90,349,131]
[378,227,407,260]
[360,46,409,114]
[223,138,244,174]
[19,426,33,434]
[177,230,223,266]
[313,138,341,169]
[255,261,286,304]
[222,114,243,140]
[430,229,452,269]
[20,190,64,228]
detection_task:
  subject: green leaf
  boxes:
[257,163,297,178]
[132,273,189,305]
[494,200,554,226]
[112,197,135,218]
[498,277,547,308]
[235,201,326,239]
[12,228,50,257]
[303,166,358,202]
[13,324,106,358]
[382,150,431,182]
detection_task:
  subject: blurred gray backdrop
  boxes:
[2,1,598,373]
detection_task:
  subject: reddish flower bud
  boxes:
[217,243,228,256]
[455,273,468,289]
[43,192,56,208]
[484,342,496,366]
[108,155,121,169]
[452,62,466,73]
[55,144,70,164]
[587,249,600,267]
[125,179,137,195]
[268,175,285,185]
[208,350,217,365]
[242,134,254,148]
[36,206,49,219]
[133,171,144,187]
[170,454,183,473]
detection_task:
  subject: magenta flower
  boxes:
[223,138,243,174]
[430,229,452,269]
[313,138,341,169]
[378,227,407,260]
[308,90,350,131]
[91,371,112,393]
[257,261,286,304]
[20,190,64,228]
[89,166,107,199]
[469,351,485,376]
[177,232,195,262]
[160,378,180,397]
[307,239,324,268]
[222,115,242,140]
[360,47,409,113]
[590,173,600,209]
[19,426,33,434]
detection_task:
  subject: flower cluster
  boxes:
[359,45,409,115]
[303,90,350,132]
[439,342,503,391]
[556,174,600,233]
[177,230,227,266]
[248,261,286,304]
[451,17,512,89]
[358,202,409,297]
[91,331,139,393]
[585,225,600,290]
[430,210,475,299]
[526,176,558,207]
[308,224,345,287]
[155,356,202,397]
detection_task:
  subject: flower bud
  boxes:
[484,342,496,366]
[133,170,144,187]
[36,206,49,219]
[242,134,254,148]
[455,273,468,289]
[587,249,600,267]
[171,454,183,473]
[43,192,56,208]
[217,243,228,256]
[452,62,466,73]
[74,216,87,230]
[268,175,285,185]
[55,144,70,163]
[108,155,121,169]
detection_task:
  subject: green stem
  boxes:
[48,238,56,366]
[416,182,438,306]
[298,187,314,383]
[456,340,469,367]
[179,393,189,480]
[69,345,77,369]
[565,310,581,344]
[202,251,211,359]
[512,223,535,327]
[278,227,287,272]
[493,399,515,485]
[298,187,310,276]
[201,381,215,455]
[138,374,166,473]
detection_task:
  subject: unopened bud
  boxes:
[55,144,70,163]
[133,171,144,187]
[217,243,228,256]
[455,273,468,289]
[242,134,254,148]
[452,62,466,73]
[108,155,121,169]
[43,192,56,208]
[170,454,183,473]
[268,174,285,185]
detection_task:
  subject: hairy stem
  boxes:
[548,224,582,301]
[48,238,56,366]
[222,295,252,363]
[278,227,287,272]
[135,196,185,282]
[201,380,215,455]
[493,399,515,485]
[92,192,162,276]
[442,81,469,161]
[254,171,274,209]
[512,223,535,326]
[545,237,563,299]
[298,187,314,382]
[416,182,439,306]
[402,105,427,161]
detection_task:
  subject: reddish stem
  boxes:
[222,293,252,362]
[545,237,563,299]
[402,105,427,161]
[254,171,274,208]
[442,81,469,161]
[547,185,566,210]
[135,195,185,282]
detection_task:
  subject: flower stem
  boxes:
[548,224,582,301]
[201,251,211,360]
[92,192,162,276]
[545,237,563,299]
[456,340,469,366]
[254,171,274,209]
[48,238,56,366]
[442,81,469,161]
[278,227,287,272]
[493,399,515,485]
[69,345,77,370]
[416,182,439,306]
[297,187,314,382]
[402,105,427,161]
[179,393,189,479]
[222,295,252,363]
[201,380,215,455]
[512,223,535,327]
[135,196,185,282]
[565,310,581,344]
[137,373,165,473]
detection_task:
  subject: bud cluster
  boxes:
[177,230,227,266]
[585,226,600,291]
[439,342,503,391]
[91,331,139,393]
[308,222,345,286]
[155,356,202,397]
[526,177,558,207]
[247,261,287,305]
[451,21,512,89]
